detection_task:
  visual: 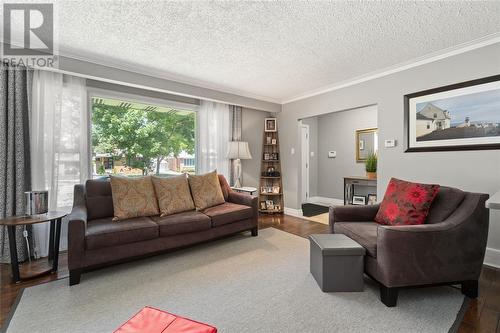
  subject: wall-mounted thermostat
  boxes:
[384,139,397,148]
[328,151,336,158]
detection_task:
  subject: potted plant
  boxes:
[365,152,377,179]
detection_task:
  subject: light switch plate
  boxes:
[328,151,336,158]
[384,139,397,148]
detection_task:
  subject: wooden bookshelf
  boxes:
[259,119,284,214]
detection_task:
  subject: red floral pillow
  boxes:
[374,178,440,226]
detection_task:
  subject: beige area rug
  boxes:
[303,212,330,225]
[5,228,466,333]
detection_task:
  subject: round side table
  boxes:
[0,211,67,283]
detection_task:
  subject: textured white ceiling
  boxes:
[55,1,500,102]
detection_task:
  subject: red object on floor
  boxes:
[114,306,217,333]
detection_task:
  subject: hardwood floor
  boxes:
[1,214,499,332]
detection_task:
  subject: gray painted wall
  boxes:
[241,108,272,188]
[314,105,377,199]
[279,43,500,259]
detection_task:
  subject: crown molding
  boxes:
[281,33,500,104]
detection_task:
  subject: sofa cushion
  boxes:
[152,175,195,217]
[334,222,378,258]
[86,178,114,220]
[188,171,225,210]
[202,202,253,227]
[375,178,440,226]
[110,175,160,221]
[426,186,465,224]
[86,216,159,250]
[151,211,211,237]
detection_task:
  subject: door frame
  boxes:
[300,123,310,204]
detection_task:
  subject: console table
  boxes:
[0,211,66,283]
[343,176,377,205]
[486,190,500,209]
[231,186,257,195]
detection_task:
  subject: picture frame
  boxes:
[367,194,377,205]
[352,195,366,205]
[266,136,272,144]
[405,74,500,152]
[355,128,377,162]
[272,186,280,194]
[265,200,274,210]
[260,201,267,210]
[271,138,277,145]
[263,153,270,160]
[265,118,277,132]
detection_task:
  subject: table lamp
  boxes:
[227,141,252,188]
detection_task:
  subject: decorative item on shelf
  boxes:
[352,195,366,205]
[365,152,377,179]
[260,201,267,210]
[265,200,275,210]
[367,194,377,205]
[263,153,279,161]
[266,136,272,144]
[262,166,281,177]
[227,141,252,188]
[25,190,48,215]
[261,186,278,194]
[271,138,277,145]
[264,118,277,132]
[405,74,500,152]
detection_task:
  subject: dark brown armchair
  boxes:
[329,186,489,307]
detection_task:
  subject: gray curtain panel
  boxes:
[229,105,242,185]
[0,64,33,263]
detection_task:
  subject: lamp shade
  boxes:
[227,141,252,159]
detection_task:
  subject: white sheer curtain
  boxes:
[30,71,89,258]
[197,100,230,178]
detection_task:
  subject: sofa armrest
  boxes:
[329,204,380,232]
[68,184,87,270]
[228,191,257,208]
[228,192,258,222]
[376,193,489,287]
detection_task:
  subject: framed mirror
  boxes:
[356,128,378,162]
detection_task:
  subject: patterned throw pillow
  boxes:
[152,174,195,217]
[188,170,225,210]
[374,178,440,226]
[110,175,159,221]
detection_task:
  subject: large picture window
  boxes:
[91,94,196,177]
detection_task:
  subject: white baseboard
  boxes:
[308,196,344,207]
[284,207,303,217]
[484,247,500,268]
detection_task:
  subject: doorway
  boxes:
[300,123,309,203]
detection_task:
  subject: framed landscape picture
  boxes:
[405,75,500,152]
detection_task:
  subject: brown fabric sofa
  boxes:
[68,175,258,285]
[329,186,489,307]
